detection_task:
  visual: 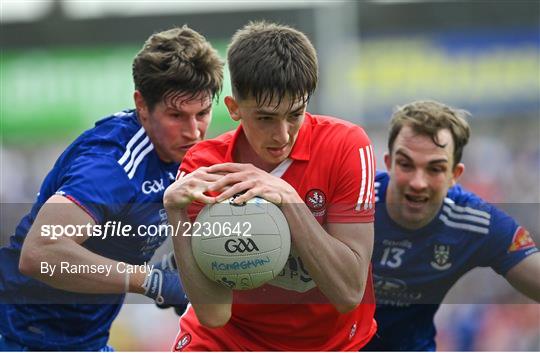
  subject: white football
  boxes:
[191,196,291,290]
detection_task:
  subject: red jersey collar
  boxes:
[225,113,312,162]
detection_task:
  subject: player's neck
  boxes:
[234,133,279,172]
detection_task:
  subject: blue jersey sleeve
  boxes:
[56,154,136,224]
[480,206,538,275]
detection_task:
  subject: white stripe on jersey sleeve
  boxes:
[355,147,368,211]
[444,197,491,219]
[123,136,150,174]
[439,214,489,234]
[118,127,145,165]
[363,145,374,210]
[356,145,375,211]
[441,205,490,226]
[127,143,154,179]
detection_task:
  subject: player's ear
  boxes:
[384,152,392,171]
[134,90,149,122]
[451,163,465,186]
[224,96,241,122]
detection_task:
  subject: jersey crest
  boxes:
[305,189,326,217]
[430,244,452,270]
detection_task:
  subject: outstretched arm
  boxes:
[20,195,188,308]
[19,195,147,294]
[505,253,540,302]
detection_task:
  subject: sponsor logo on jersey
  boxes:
[142,178,165,194]
[174,333,191,351]
[224,238,259,253]
[382,239,412,249]
[508,226,536,252]
[270,248,316,292]
[373,275,407,292]
[372,274,422,306]
[430,244,452,270]
[305,189,326,217]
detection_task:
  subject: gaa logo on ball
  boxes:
[224,238,259,253]
[191,197,291,290]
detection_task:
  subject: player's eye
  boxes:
[288,114,303,121]
[397,161,412,170]
[197,110,210,118]
[429,166,445,173]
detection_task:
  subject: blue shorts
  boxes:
[0,333,114,351]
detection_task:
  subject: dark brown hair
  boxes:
[133,25,224,110]
[388,100,471,167]
[227,21,318,108]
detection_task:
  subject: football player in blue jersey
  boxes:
[363,100,540,351]
[0,26,223,350]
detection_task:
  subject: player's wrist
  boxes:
[141,265,188,306]
[163,197,190,212]
[163,187,193,211]
[129,271,147,294]
[164,203,190,225]
[281,189,303,204]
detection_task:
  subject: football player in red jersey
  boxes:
[164,21,378,351]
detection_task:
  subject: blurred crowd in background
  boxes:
[1,0,538,350]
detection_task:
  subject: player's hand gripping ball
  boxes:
[191,196,291,290]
